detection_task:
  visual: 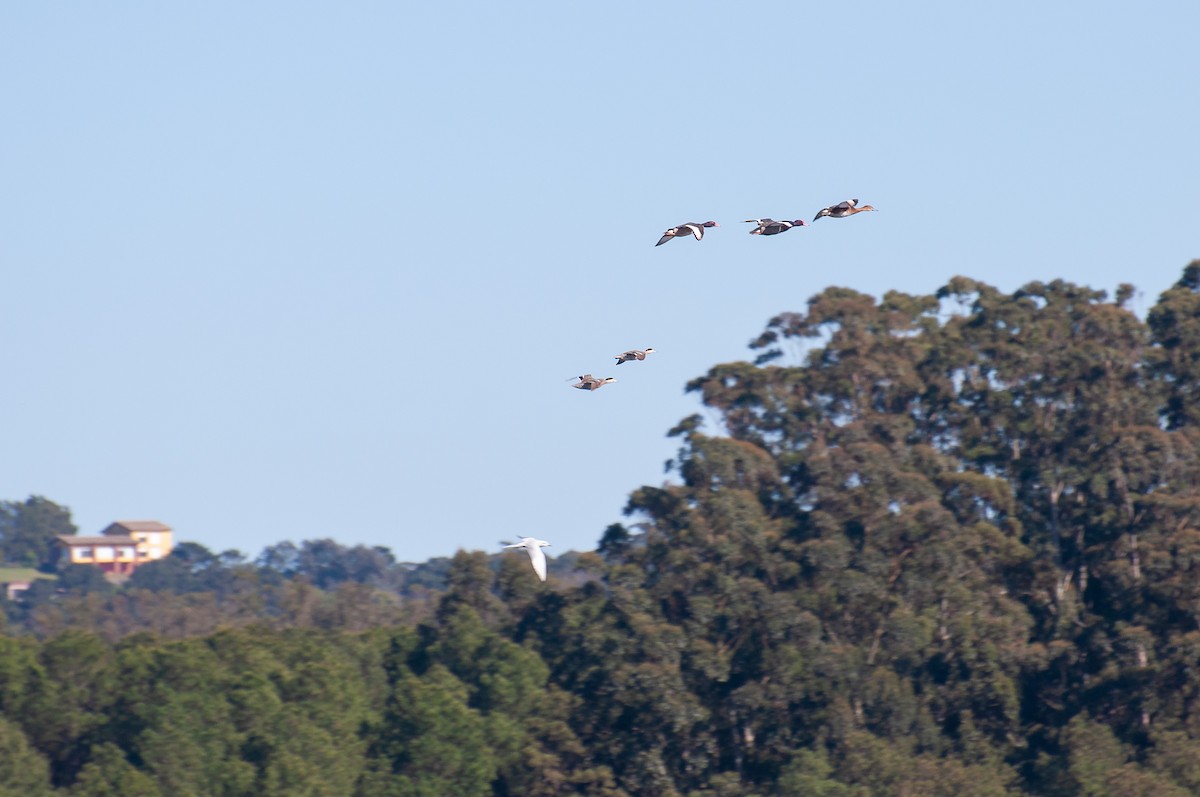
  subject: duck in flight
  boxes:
[615,347,655,364]
[571,374,617,391]
[656,221,718,246]
[813,199,877,221]
[503,537,551,581]
[744,218,809,236]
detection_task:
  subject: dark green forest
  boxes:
[6,265,1200,795]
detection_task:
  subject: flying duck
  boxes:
[572,374,617,391]
[656,221,718,246]
[744,218,809,236]
[813,199,877,221]
[615,347,655,364]
[503,537,551,581]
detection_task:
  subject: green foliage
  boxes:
[774,748,851,796]
[55,566,114,596]
[1061,717,1126,796]
[375,663,497,796]
[68,743,160,797]
[23,631,118,785]
[0,496,76,571]
[0,715,53,795]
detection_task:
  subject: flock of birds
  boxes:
[503,197,878,581]
[568,347,656,393]
[655,197,877,246]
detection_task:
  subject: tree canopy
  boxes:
[0,496,77,571]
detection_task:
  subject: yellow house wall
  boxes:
[131,531,174,561]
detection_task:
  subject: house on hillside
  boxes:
[56,520,175,576]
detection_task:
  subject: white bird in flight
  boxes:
[503,537,551,581]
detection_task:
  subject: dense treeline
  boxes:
[0,530,454,639]
[5,264,1200,794]
[0,519,595,640]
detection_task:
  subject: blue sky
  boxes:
[3,3,1197,563]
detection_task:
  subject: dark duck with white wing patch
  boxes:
[744,218,809,236]
[656,221,718,246]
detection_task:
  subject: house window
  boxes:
[74,547,93,561]
[118,547,135,560]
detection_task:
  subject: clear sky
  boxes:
[3,2,1197,563]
